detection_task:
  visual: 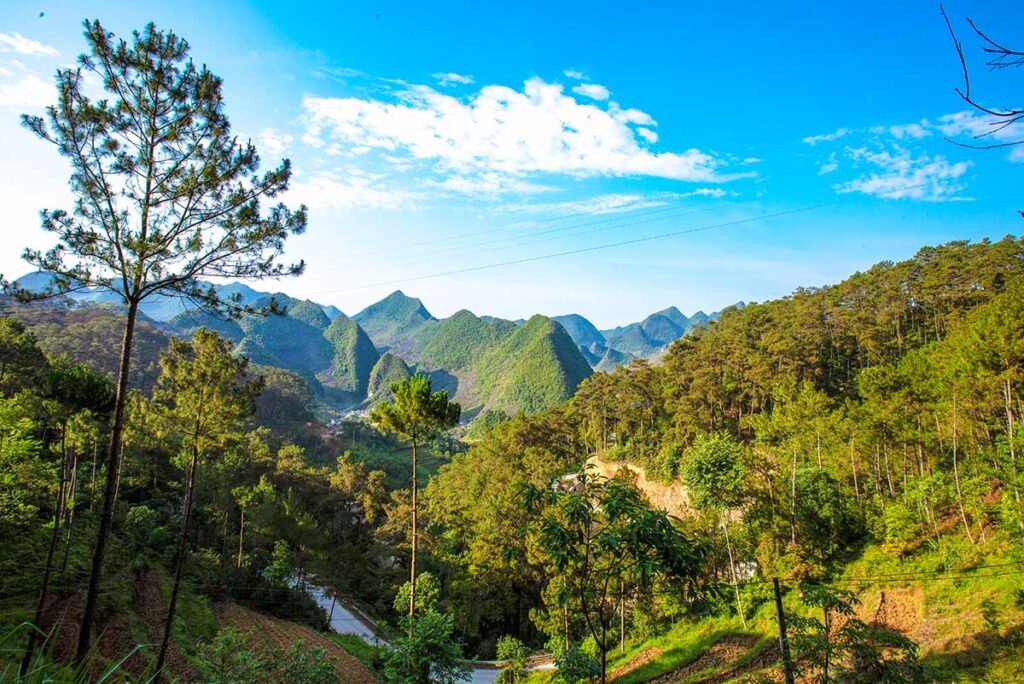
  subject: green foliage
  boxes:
[475,315,593,415]
[371,374,461,445]
[790,583,919,683]
[496,635,530,683]
[524,469,702,680]
[548,640,599,684]
[393,572,441,615]
[0,317,47,396]
[683,432,746,510]
[288,300,332,330]
[422,309,513,370]
[196,627,340,684]
[324,317,379,395]
[382,609,472,684]
[367,352,412,401]
[197,626,265,683]
[353,290,437,359]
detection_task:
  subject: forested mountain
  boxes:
[6,235,1024,682]
[352,290,437,359]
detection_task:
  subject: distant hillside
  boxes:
[236,310,333,376]
[420,309,515,371]
[551,314,605,348]
[167,309,244,343]
[323,317,379,396]
[367,352,412,401]
[9,270,732,417]
[475,315,593,414]
[353,290,437,359]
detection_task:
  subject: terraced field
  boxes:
[216,603,379,684]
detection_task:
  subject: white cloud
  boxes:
[0,32,59,57]
[303,78,746,183]
[740,157,764,165]
[433,72,474,87]
[431,172,553,196]
[817,151,839,176]
[0,68,51,109]
[289,172,426,212]
[255,127,294,156]
[1009,146,1024,163]
[833,145,971,201]
[937,110,1024,144]
[563,69,586,80]
[637,127,658,143]
[803,127,850,145]
[571,83,610,101]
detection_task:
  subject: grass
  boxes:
[326,632,382,674]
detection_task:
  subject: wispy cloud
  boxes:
[563,69,586,80]
[0,32,58,57]
[803,128,850,145]
[0,64,52,109]
[833,145,971,201]
[499,189,728,217]
[433,72,473,87]
[302,78,751,184]
[429,172,553,196]
[255,127,294,156]
[289,172,427,211]
[571,83,610,101]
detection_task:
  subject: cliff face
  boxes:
[587,454,694,520]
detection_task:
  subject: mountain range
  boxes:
[11,273,739,417]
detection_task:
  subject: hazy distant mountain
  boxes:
[551,314,606,348]
[11,270,731,416]
[595,346,635,373]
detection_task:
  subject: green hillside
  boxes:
[167,309,245,343]
[286,299,331,330]
[323,317,380,395]
[421,309,515,370]
[475,314,593,414]
[366,352,412,401]
[236,312,333,376]
[352,290,437,358]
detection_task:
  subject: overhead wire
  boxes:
[308,162,1024,296]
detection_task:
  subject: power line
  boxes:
[348,195,705,259]
[309,163,1023,296]
[364,199,736,268]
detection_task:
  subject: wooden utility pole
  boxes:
[772,578,795,684]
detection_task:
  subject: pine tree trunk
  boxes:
[850,436,860,501]
[409,438,418,624]
[156,448,200,679]
[237,508,245,569]
[76,294,135,665]
[952,393,975,545]
[722,514,746,628]
[60,450,80,578]
[20,422,70,676]
[1005,378,1022,529]
[790,449,797,546]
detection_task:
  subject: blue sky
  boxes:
[0,0,1022,327]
